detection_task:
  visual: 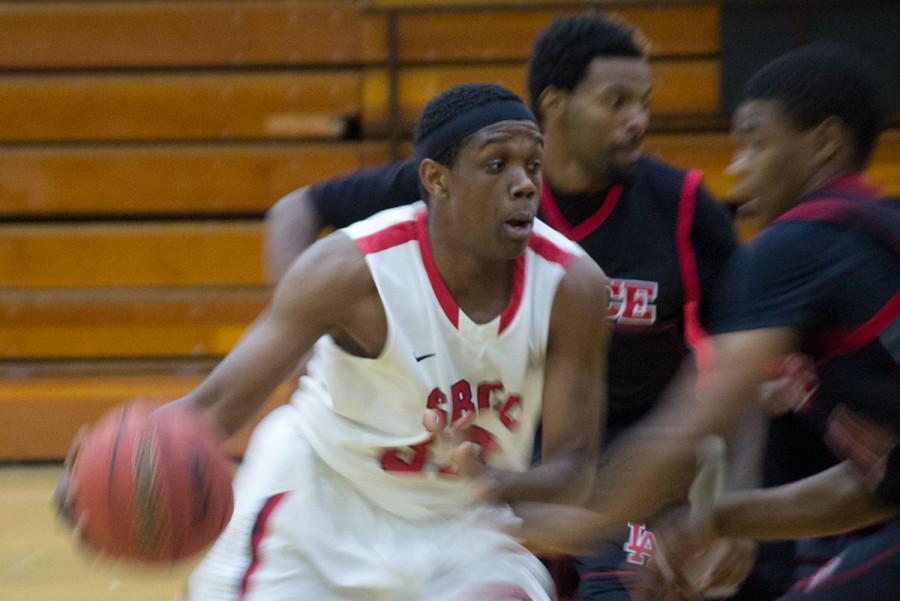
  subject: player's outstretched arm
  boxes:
[175,232,379,437]
[495,254,610,505]
[713,460,899,541]
[586,327,799,525]
[515,327,801,556]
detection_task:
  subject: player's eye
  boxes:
[486,159,505,173]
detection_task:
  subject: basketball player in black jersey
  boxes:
[518,42,900,601]
[265,15,756,601]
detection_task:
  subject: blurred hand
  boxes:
[760,353,818,416]
[686,537,757,594]
[52,425,88,536]
[635,506,756,601]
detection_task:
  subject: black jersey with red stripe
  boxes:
[541,155,736,426]
[307,155,737,429]
[709,176,900,504]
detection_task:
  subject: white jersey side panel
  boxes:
[290,204,584,519]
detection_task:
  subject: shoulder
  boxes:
[529,219,585,267]
[342,202,424,252]
[275,230,375,319]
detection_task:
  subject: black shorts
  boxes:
[573,523,656,601]
[779,517,900,600]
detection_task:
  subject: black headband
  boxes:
[415,99,537,161]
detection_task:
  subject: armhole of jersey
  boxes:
[778,198,900,363]
[676,169,715,373]
[777,197,900,257]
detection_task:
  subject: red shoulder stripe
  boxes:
[528,231,576,267]
[355,219,417,255]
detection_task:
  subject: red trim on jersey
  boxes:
[528,231,576,267]
[793,540,900,593]
[416,210,460,328]
[581,570,639,580]
[675,169,715,373]
[355,219,417,254]
[498,255,526,334]
[820,173,883,199]
[817,293,900,363]
[238,491,289,601]
[540,181,624,242]
[414,209,526,333]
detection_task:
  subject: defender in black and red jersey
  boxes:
[519,42,899,601]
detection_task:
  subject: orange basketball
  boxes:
[67,401,234,563]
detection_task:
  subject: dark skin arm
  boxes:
[264,186,323,284]
[502,254,609,504]
[173,232,383,436]
[586,328,797,525]
[714,460,898,541]
[515,327,798,555]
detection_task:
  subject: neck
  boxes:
[543,136,609,195]
[800,164,856,199]
[427,215,515,323]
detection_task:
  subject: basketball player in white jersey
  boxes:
[149,83,609,600]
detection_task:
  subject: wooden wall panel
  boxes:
[0,73,359,142]
[0,288,267,359]
[0,222,263,288]
[363,59,719,127]
[393,5,719,62]
[0,142,391,216]
[0,368,292,459]
[0,1,381,68]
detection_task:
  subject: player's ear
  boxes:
[810,116,849,167]
[419,158,450,202]
[538,86,566,124]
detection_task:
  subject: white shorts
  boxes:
[186,406,554,601]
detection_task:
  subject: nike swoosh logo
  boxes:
[414,353,436,362]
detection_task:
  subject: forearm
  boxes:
[493,453,595,505]
[725,403,767,491]
[714,461,899,540]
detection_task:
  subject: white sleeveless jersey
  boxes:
[290,202,584,520]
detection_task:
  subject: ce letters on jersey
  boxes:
[380,380,522,475]
[607,279,659,325]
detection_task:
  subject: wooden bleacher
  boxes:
[0,1,897,461]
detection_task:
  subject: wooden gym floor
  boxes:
[0,464,195,601]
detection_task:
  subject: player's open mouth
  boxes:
[503,219,533,241]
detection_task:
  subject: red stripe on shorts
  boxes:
[238,491,289,601]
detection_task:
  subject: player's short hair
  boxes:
[527,14,645,120]
[413,83,533,167]
[739,42,886,167]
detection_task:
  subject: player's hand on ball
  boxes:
[423,409,504,501]
[53,425,89,536]
[687,536,757,594]
[637,506,756,600]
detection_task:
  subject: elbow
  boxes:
[264,187,322,283]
